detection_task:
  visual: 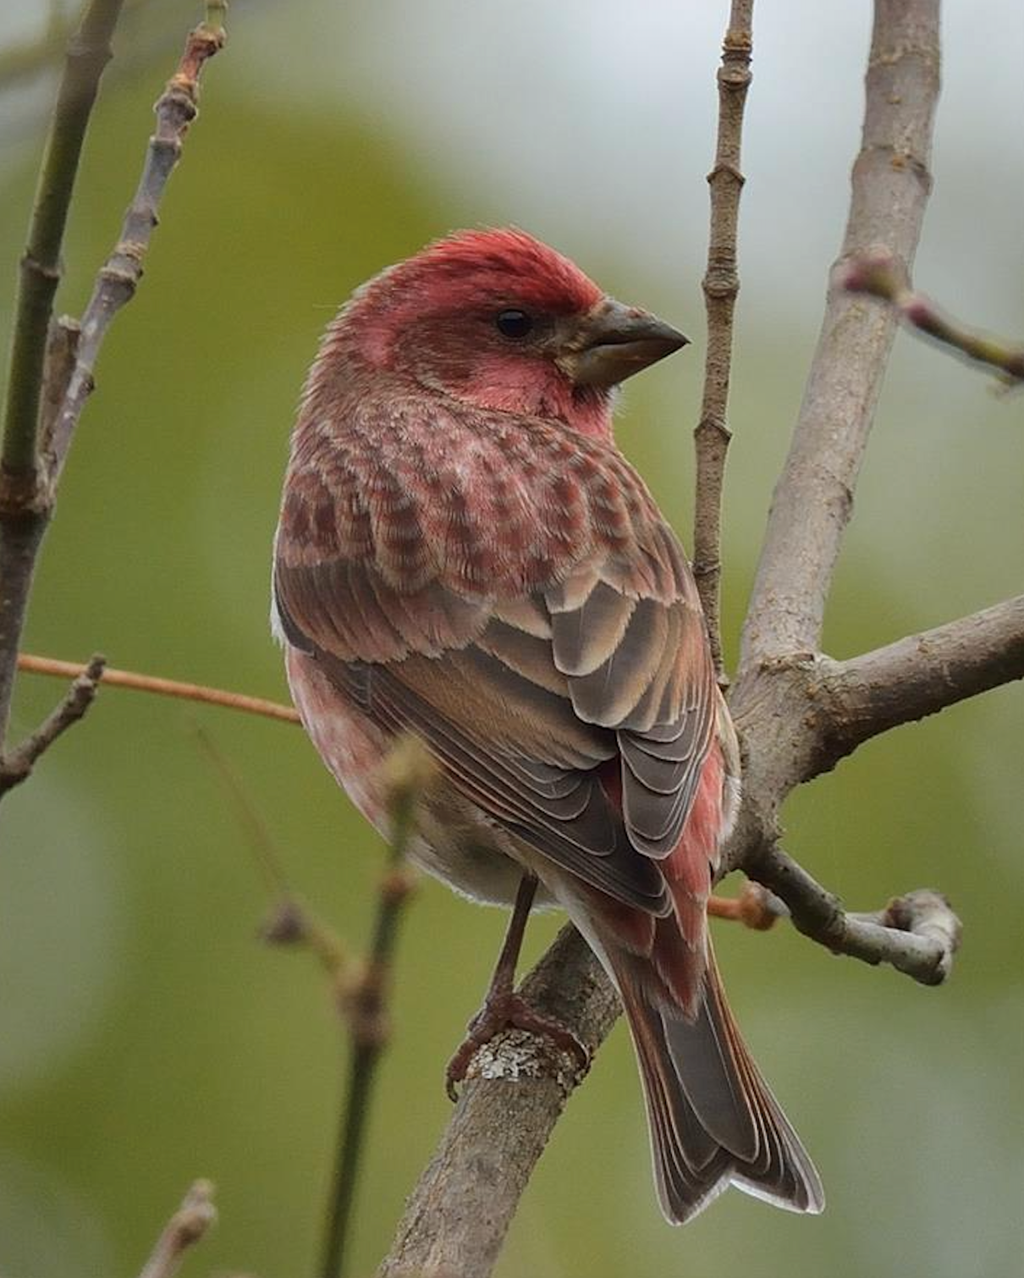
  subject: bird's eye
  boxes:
[495,309,534,339]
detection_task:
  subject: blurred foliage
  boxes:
[0,5,1021,1278]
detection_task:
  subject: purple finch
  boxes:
[273,228,823,1223]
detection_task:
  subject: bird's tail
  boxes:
[603,935,824,1224]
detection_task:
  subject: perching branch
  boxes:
[843,249,1024,384]
[134,1180,217,1278]
[378,926,616,1278]
[693,0,754,684]
[707,877,783,930]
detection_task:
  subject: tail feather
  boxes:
[615,940,824,1224]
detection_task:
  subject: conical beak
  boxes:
[559,298,689,387]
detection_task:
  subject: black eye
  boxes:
[495,309,534,339]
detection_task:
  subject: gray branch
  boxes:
[747,848,961,986]
[45,18,226,485]
[737,0,940,670]
[811,595,1024,770]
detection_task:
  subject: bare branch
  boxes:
[320,737,427,1278]
[377,926,617,1278]
[45,8,227,485]
[18,652,299,723]
[1,0,125,485]
[738,0,941,671]
[812,595,1024,769]
[843,249,1024,384]
[0,652,104,794]
[747,847,961,986]
[135,1180,217,1278]
[693,0,754,684]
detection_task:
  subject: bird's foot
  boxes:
[445,990,590,1101]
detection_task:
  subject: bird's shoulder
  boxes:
[276,386,692,614]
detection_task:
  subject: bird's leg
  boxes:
[446,873,589,1099]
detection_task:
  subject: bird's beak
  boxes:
[558,298,689,387]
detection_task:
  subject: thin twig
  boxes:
[45,4,227,484]
[747,848,961,986]
[843,248,1024,384]
[1,0,125,484]
[0,652,105,794]
[693,0,754,685]
[737,0,941,670]
[199,733,420,1278]
[135,1180,217,1278]
[18,652,299,723]
[322,736,430,1278]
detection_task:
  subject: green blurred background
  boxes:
[1,2,1022,1276]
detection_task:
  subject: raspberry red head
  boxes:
[317,227,687,436]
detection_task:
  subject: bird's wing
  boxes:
[274,408,716,913]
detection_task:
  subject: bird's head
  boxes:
[325,228,687,437]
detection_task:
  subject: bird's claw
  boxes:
[445,990,590,1100]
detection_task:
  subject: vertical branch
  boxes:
[737,0,940,672]
[693,0,754,684]
[45,4,228,482]
[0,0,124,756]
[1,0,125,483]
[319,737,430,1278]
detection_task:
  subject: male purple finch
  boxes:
[273,228,823,1223]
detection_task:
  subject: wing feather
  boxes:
[275,397,719,902]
